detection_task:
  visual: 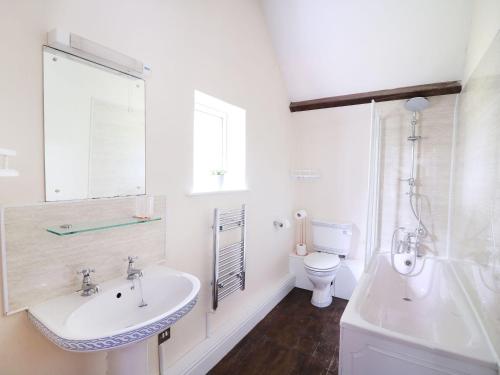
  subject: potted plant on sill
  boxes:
[211,169,226,189]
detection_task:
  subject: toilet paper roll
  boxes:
[294,209,307,220]
[296,243,307,256]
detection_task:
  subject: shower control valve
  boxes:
[399,177,415,186]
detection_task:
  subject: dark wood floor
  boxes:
[209,288,348,375]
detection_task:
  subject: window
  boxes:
[192,90,246,193]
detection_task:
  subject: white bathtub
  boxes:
[340,254,498,375]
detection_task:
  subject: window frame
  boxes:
[194,102,229,176]
[191,91,247,195]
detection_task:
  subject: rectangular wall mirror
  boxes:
[43,46,146,201]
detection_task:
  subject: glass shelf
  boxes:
[46,217,162,236]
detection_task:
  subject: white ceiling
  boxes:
[261,0,473,102]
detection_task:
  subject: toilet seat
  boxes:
[304,252,340,272]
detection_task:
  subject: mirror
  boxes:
[43,47,146,201]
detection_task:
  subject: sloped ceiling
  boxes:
[261,0,473,102]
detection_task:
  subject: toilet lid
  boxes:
[304,252,340,270]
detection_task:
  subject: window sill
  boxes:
[187,188,249,197]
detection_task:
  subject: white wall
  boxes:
[292,105,372,260]
[462,0,500,83]
[0,1,294,374]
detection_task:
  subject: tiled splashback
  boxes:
[376,95,456,256]
[1,196,166,313]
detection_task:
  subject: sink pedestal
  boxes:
[107,341,149,375]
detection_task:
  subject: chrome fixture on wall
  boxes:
[212,205,247,310]
[391,97,430,276]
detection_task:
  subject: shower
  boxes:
[391,97,429,276]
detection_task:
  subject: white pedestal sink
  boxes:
[28,265,200,375]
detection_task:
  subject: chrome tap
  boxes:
[77,268,99,296]
[394,227,424,257]
[126,256,143,280]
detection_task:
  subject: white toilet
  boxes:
[304,220,352,308]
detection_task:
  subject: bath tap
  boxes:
[77,268,100,296]
[399,229,424,255]
[126,256,143,280]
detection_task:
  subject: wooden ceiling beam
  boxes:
[289,81,462,112]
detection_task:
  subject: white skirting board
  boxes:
[162,274,295,375]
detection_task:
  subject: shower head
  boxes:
[404,97,429,112]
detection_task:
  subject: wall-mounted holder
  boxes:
[291,169,320,181]
[273,219,290,230]
[294,209,308,256]
[0,148,19,177]
[46,217,161,236]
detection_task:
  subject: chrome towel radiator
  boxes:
[212,205,246,310]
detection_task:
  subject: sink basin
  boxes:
[28,265,200,352]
